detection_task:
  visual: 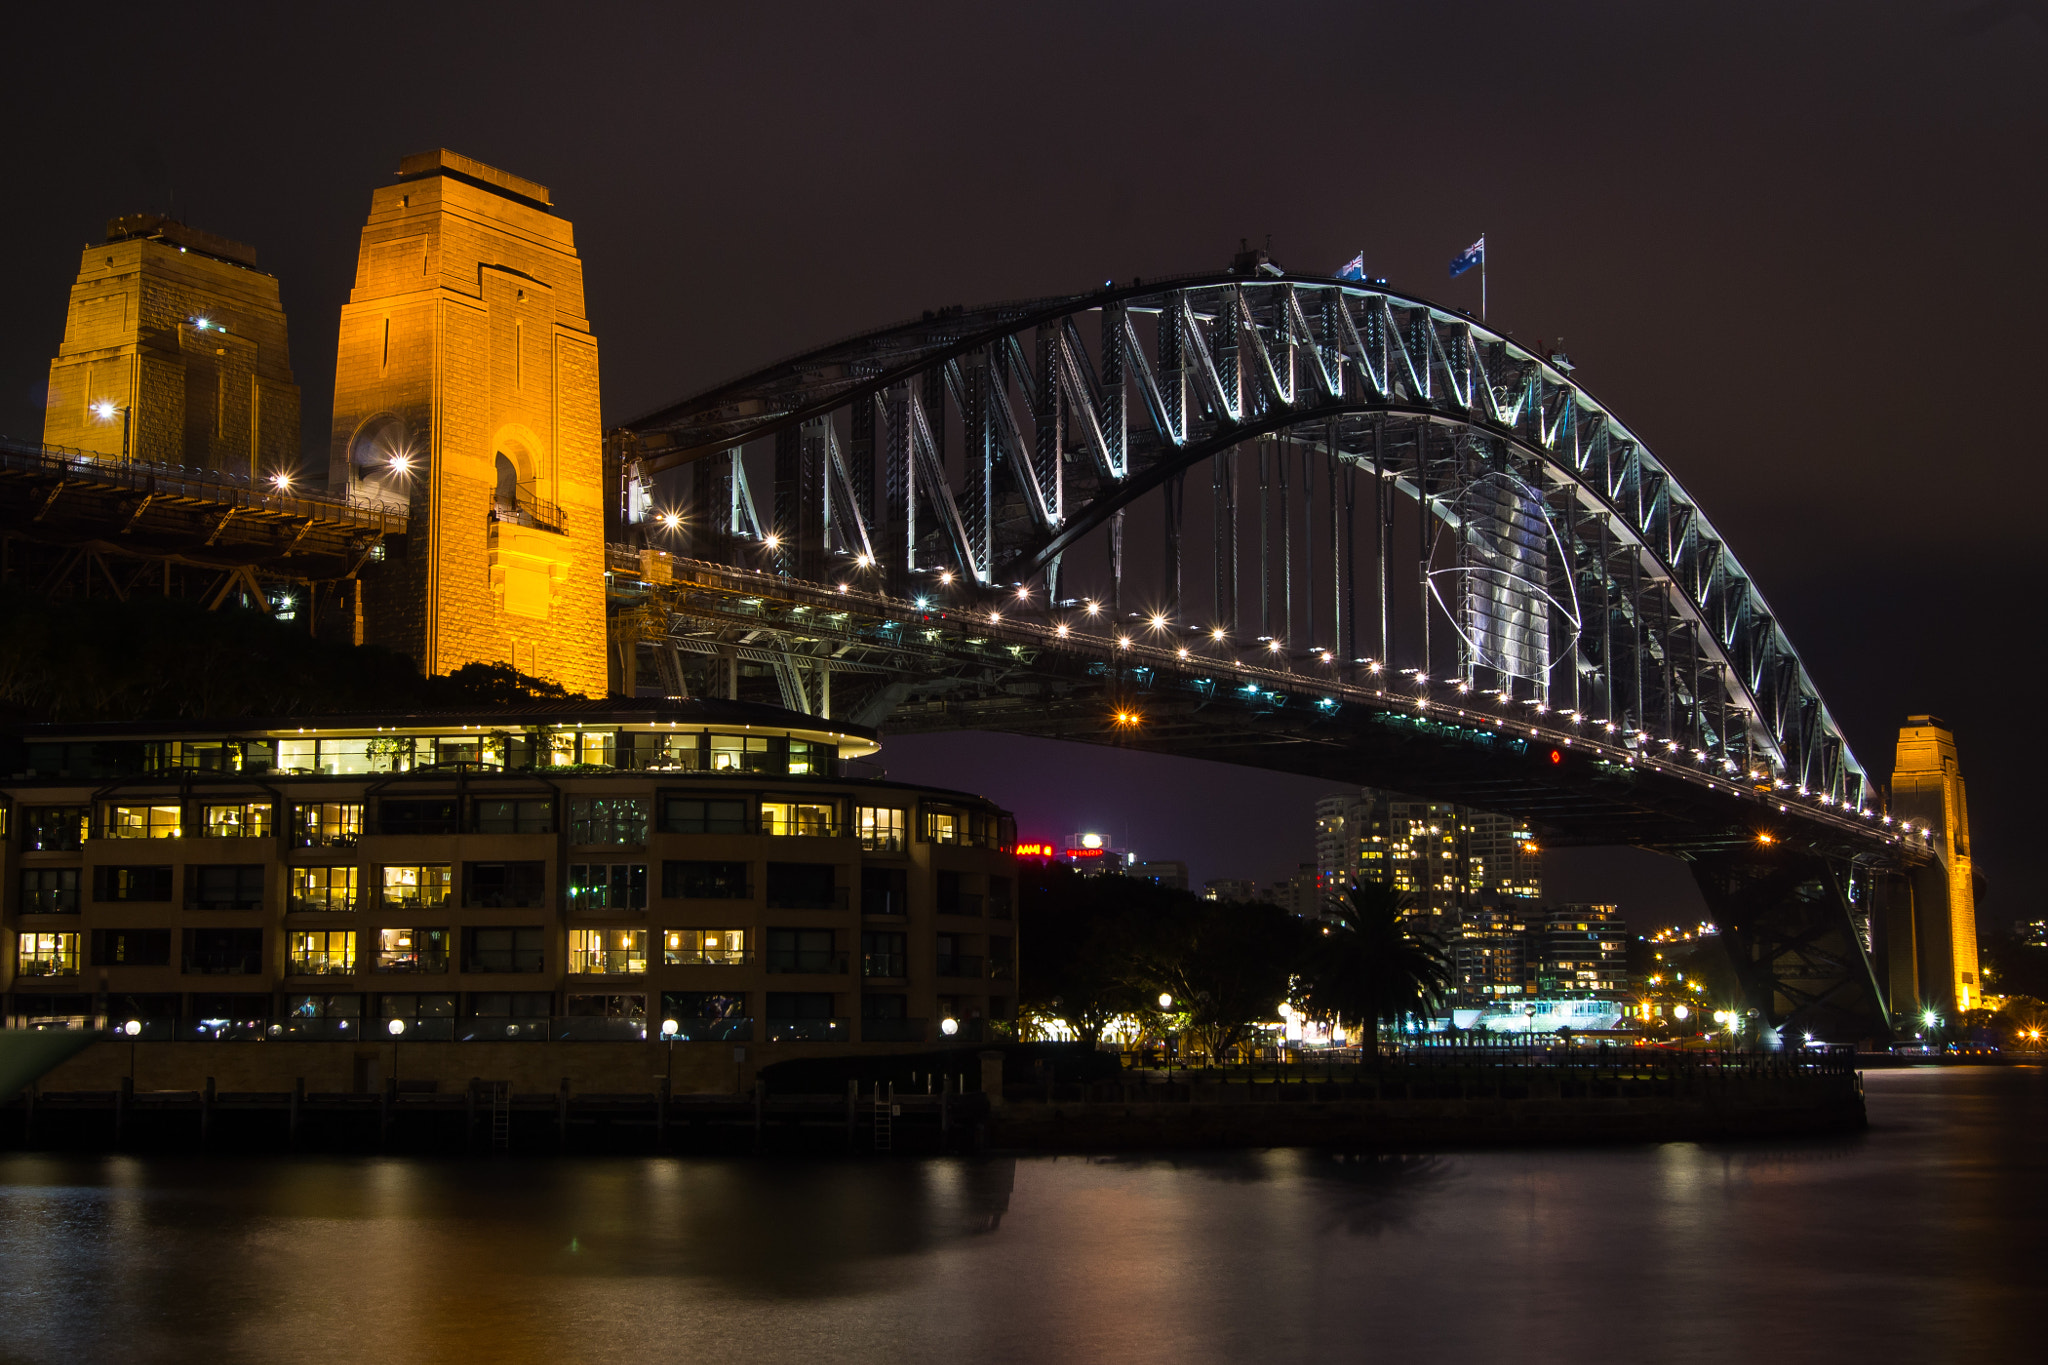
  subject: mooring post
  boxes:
[289,1077,303,1145]
[200,1077,215,1147]
[113,1076,131,1147]
[380,1076,395,1149]
[940,1073,952,1149]
[979,1051,1005,1108]
[656,1075,670,1149]
[846,1078,858,1150]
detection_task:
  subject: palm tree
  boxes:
[1303,880,1453,1059]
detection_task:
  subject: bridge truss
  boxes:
[610,266,1928,1043]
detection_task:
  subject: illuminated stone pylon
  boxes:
[328,150,605,696]
[43,215,300,476]
[1889,717,1980,1015]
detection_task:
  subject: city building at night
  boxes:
[1203,878,1258,903]
[1315,789,1542,922]
[0,701,1017,1089]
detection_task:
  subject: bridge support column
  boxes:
[1692,848,1892,1046]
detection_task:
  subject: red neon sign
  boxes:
[1065,846,1106,858]
[1015,842,1054,858]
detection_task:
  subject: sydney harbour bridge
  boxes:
[1,217,1952,1046]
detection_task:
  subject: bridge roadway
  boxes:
[608,546,1923,864]
[0,437,405,606]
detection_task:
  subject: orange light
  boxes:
[1756,831,1776,845]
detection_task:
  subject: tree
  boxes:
[1299,879,1452,1058]
[1137,898,1309,1061]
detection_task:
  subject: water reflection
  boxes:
[0,1067,2039,1364]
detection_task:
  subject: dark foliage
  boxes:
[1295,880,1452,1055]
[0,590,577,723]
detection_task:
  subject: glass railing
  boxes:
[20,892,79,914]
[763,1018,847,1042]
[463,950,546,973]
[665,948,753,966]
[988,899,1013,920]
[938,893,983,916]
[862,952,907,978]
[384,1018,455,1041]
[566,950,648,976]
[287,956,356,976]
[662,1017,753,1042]
[861,890,907,916]
[374,951,449,974]
[278,1018,365,1040]
[936,954,984,979]
[765,949,848,974]
[765,886,850,911]
[862,1017,927,1042]
[554,1017,647,1042]
[461,1018,551,1041]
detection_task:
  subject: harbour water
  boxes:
[0,1065,2038,1363]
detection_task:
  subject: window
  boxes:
[283,993,362,1038]
[766,862,838,909]
[568,797,648,845]
[183,928,263,975]
[936,933,982,979]
[760,801,838,837]
[92,928,171,966]
[989,875,1014,920]
[189,992,271,1039]
[97,866,173,903]
[463,927,545,973]
[563,993,645,1035]
[105,992,178,1038]
[662,860,750,899]
[862,992,907,1019]
[374,927,448,973]
[107,804,182,839]
[661,797,748,834]
[17,932,80,977]
[629,732,702,772]
[463,861,546,908]
[709,733,775,772]
[663,928,747,965]
[380,799,458,835]
[303,736,413,775]
[380,992,457,1040]
[567,929,648,975]
[289,930,356,975]
[787,739,833,775]
[199,803,271,838]
[294,802,363,848]
[990,935,1015,980]
[567,863,647,911]
[861,867,907,915]
[464,991,553,1040]
[194,865,265,910]
[924,808,963,845]
[20,868,79,914]
[861,930,907,978]
[937,871,981,916]
[658,991,750,1040]
[474,799,552,834]
[765,928,840,973]
[855,807,905,852]
[22,806,87,851]
[290,866,358,913]
[382,865,453,909]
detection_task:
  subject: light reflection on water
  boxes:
[0,1067,2039,1363]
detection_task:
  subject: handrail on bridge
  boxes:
[0,436,409,531]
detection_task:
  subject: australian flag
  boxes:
[1449,236,1485,278]
[1335,252,1366,281]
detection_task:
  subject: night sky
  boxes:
[3,2,2038,929]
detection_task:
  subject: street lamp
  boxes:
[91,399,132,461]
[941,1017,960,1037]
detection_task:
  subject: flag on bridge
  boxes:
[1449,236,1485,278]
[1335,252,1366,281]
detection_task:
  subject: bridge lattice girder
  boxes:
[618,272,1868,811]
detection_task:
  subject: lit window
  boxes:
[106,804,181,839]
[294,803,363,848]
[709,733,776,772]
[568,797,649,845]
[291,866,358,913]
[760,801,838,837]
[289,930,355,976]
[568,928,648,975]
[925,810,963,845]
[382,864,453,909]
[855,807,905,853]
[567,863,647,911]
[200,802,272,838]
[663,928,747,965]
[17,931,79,977]
[374,927,448,973]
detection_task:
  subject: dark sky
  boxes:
[3,1,2039,929]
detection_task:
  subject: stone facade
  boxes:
[42,216,300,477]
[329,150,606,696]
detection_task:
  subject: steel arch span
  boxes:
[610,263,1924,1042]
